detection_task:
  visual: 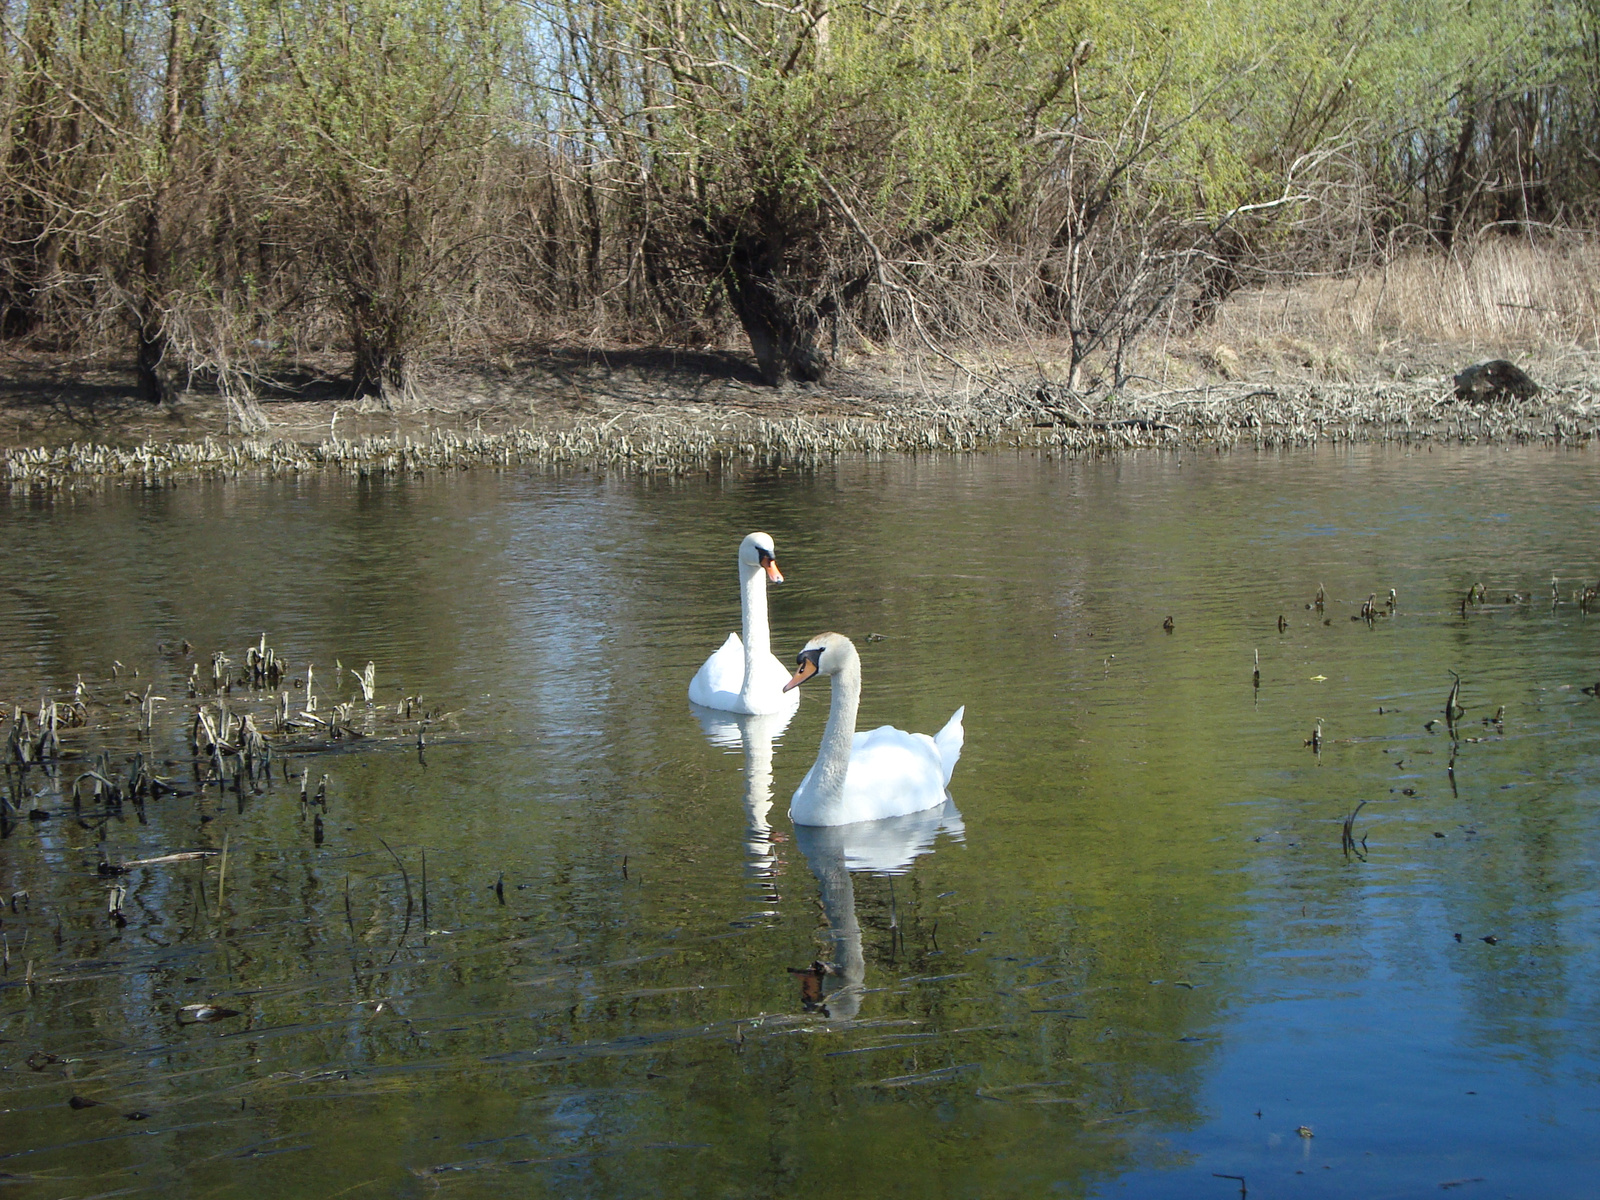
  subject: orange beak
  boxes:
[764,558,784,584]
[782,657,817,692]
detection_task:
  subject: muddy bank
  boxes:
[3,347,1598,489]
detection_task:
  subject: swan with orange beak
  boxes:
[782,632,964,826]
[688,532,799,715]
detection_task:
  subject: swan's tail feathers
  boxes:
[935,706,966,785]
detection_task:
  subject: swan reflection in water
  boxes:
[791,800,965,1020]
[689,702,796,876]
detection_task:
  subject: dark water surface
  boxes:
[1,444,1598,1198]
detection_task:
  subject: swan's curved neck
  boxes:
[738,558,770,692]
[798,653,860,825]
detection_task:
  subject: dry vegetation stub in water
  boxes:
[2,380,1598,489]
[1,634,459,843]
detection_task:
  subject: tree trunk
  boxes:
[1434,99,1477,251]
[135,299,176,404]
[719,231,830,386]
[131,0,212,405]
[134,198,175,404]
[0,226,53,339]
[348,293,416,408]
[3,0,65,338]
[350,347,412,408]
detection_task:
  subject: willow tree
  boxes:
[261,0,513,407]
[544,0,1099,384]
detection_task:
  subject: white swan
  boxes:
[688,532,800,716]
[782,632,964,826]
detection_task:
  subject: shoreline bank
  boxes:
[4,379,1597,490]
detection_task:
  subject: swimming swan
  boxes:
[688,532,799,716]
[782,632,964,826]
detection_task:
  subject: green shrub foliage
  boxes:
[0,0,1585,392]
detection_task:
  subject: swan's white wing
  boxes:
[688,638,798,715]
[688,632,746,710]
[838,725,949,821]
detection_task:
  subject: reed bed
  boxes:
[3,380,1597,491]
[1,634,452,845]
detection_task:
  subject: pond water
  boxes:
[1,444,1598,1199]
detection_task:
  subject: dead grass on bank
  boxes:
[1167,237,1600,390]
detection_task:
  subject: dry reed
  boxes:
[1205,238,1600,361]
